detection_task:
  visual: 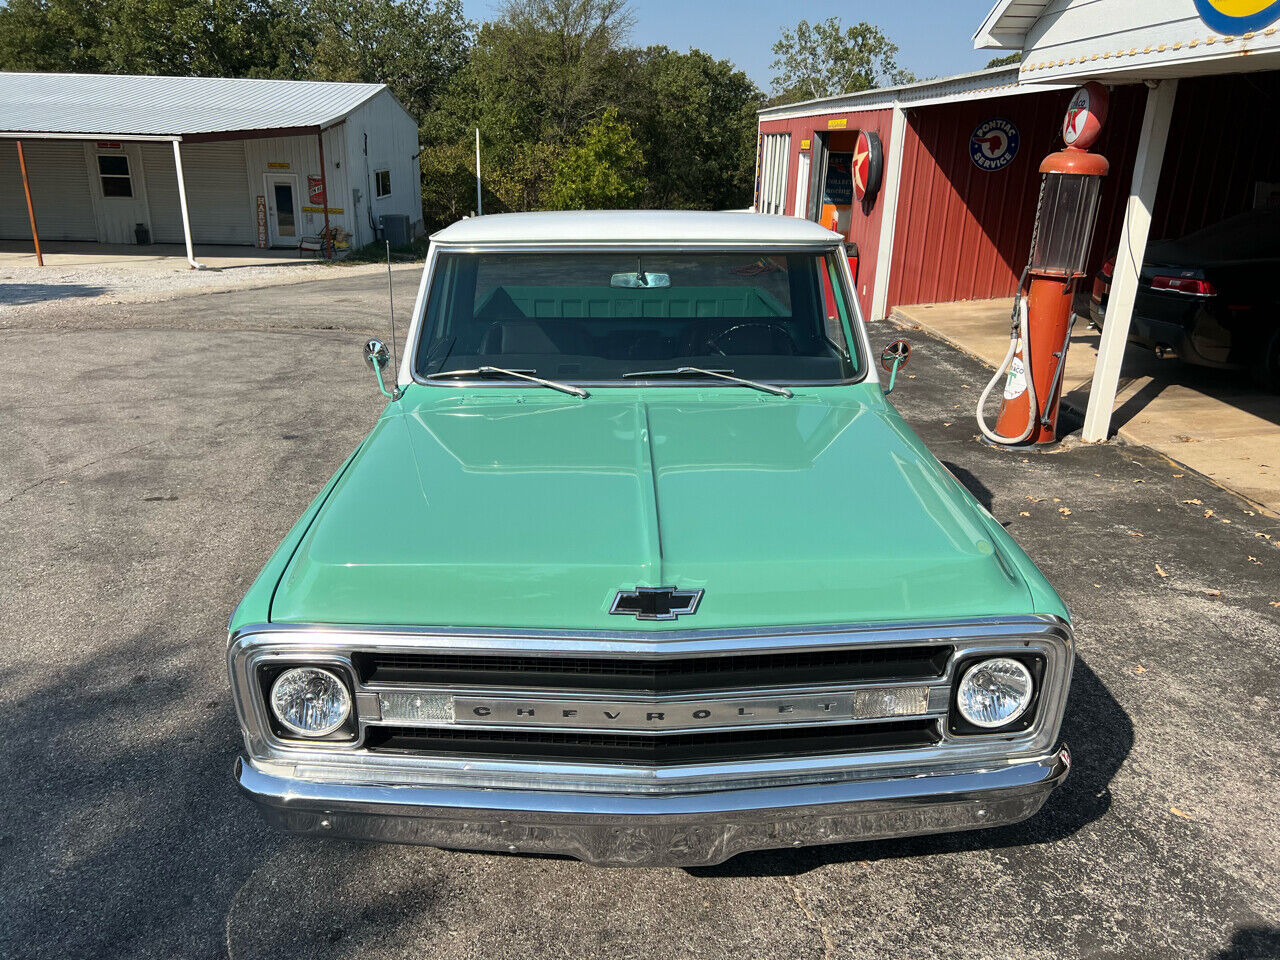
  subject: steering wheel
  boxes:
[707,322,798,356]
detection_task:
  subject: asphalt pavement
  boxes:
[1,271,1277,960]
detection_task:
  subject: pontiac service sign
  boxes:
[970,118,1020,172]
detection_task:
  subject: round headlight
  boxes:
[956,657,1034,728]
[269,666,352,737]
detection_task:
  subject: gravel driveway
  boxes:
[1,273,1277,960]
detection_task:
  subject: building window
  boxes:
[97,154,133,198]
[375,169,391,199]
[757,134,790,215]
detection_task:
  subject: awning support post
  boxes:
[317,130,332,258]
[171,139,205,270]
[15,139,43,267]
[1082,79,1177,442]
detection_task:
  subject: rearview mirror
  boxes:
[880,339,911,394]
[611,272,670,289]
[363,338,401,400]
[364,338,389,370]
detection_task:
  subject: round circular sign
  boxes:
[970,119,1020,172]
[1063,82,1108,149]
[853,130,884,206]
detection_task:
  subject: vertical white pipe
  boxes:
[172,139,204,270]
[1082,79,1177,442]
[475,127,483,216]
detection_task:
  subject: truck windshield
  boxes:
[414,251,861,385]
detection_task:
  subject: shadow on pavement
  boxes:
[1210,927,1280,960]
[689,657,1132,878]
[0,282,108,306]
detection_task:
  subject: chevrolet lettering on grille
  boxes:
[449,687,941,731]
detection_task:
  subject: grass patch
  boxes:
[335,238,431,265]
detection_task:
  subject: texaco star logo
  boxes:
[853,135,871,202]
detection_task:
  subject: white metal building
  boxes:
[0,73,422,263]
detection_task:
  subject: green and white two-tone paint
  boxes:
[229,210,1073,867]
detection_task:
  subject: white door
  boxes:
[793,152,811,219]
[86,143,151,244]
[264,173,301,247]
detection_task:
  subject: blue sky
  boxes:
[460,0,1003,92]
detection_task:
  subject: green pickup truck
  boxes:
[229,210,1073,867]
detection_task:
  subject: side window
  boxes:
[375,169,391,199]
[97,154,133,197]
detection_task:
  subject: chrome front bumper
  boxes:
[237,745,1069,867]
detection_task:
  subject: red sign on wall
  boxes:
[307,175,325,205]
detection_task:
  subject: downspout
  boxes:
[171,139,205,270]
[15,139,42,266]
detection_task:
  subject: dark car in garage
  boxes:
[1089,209,1280,390]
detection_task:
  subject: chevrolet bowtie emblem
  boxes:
[610,586,703,621]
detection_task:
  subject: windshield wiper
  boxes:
[425,366,589,398]
[622,366,793,398]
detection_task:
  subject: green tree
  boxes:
[306,0,472,120]
[0,0,312,77]
[549,107,645,209]
[624,46,762,210]
[986,52,1021,68]
[769,17,915,104]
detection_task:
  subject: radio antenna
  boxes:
[386,240,401,400]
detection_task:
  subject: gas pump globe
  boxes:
[979,82,1110,446]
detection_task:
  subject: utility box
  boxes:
[380,214,410,248]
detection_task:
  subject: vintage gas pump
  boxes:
[978,83,1110,445]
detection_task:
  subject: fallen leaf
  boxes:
[1204,509,1215,518]
[1128,530,1145,537]
[1133,478,1146,484]
[1203,588,1222,597]
[1170,807,1193,820]
[1156,564,1169,578]
[1248,557,1262,565]
[943,422,952,427]
[1173,473,1184,478]
[1019,511,1030,517]
[1134,665,1146,673]
[1053,497,1062,503]
[1270,601,1280,608]
[1027,496,1045,503]
[1222,519,1232,524]
[1183,499,1202,505]
[1059,507,1072,517]
[1093,583,1102,588]
[961,384,972,390]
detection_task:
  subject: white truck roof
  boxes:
[430,210,843,248]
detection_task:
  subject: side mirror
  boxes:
[879,339,911,394]
[362,338,400,400]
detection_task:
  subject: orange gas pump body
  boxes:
[993,145,1109,444]
[993,275,1076,444]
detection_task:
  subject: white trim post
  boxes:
[870,103,908,322]
[171,138,205,270]
[1082,79,1177,442]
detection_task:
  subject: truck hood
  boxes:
[269,385,1036,630]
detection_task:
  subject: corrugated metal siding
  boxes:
[242,129,350,245]
[888,88,1073,309]
[0,139,96,240]
[0,72,385,136]
[759,106,895,320]
[182,142,254,244]
[1151,70,1280,240]
[342,89,425,247]
[140,142,184,243]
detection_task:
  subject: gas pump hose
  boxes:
[976,272,1037,445]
